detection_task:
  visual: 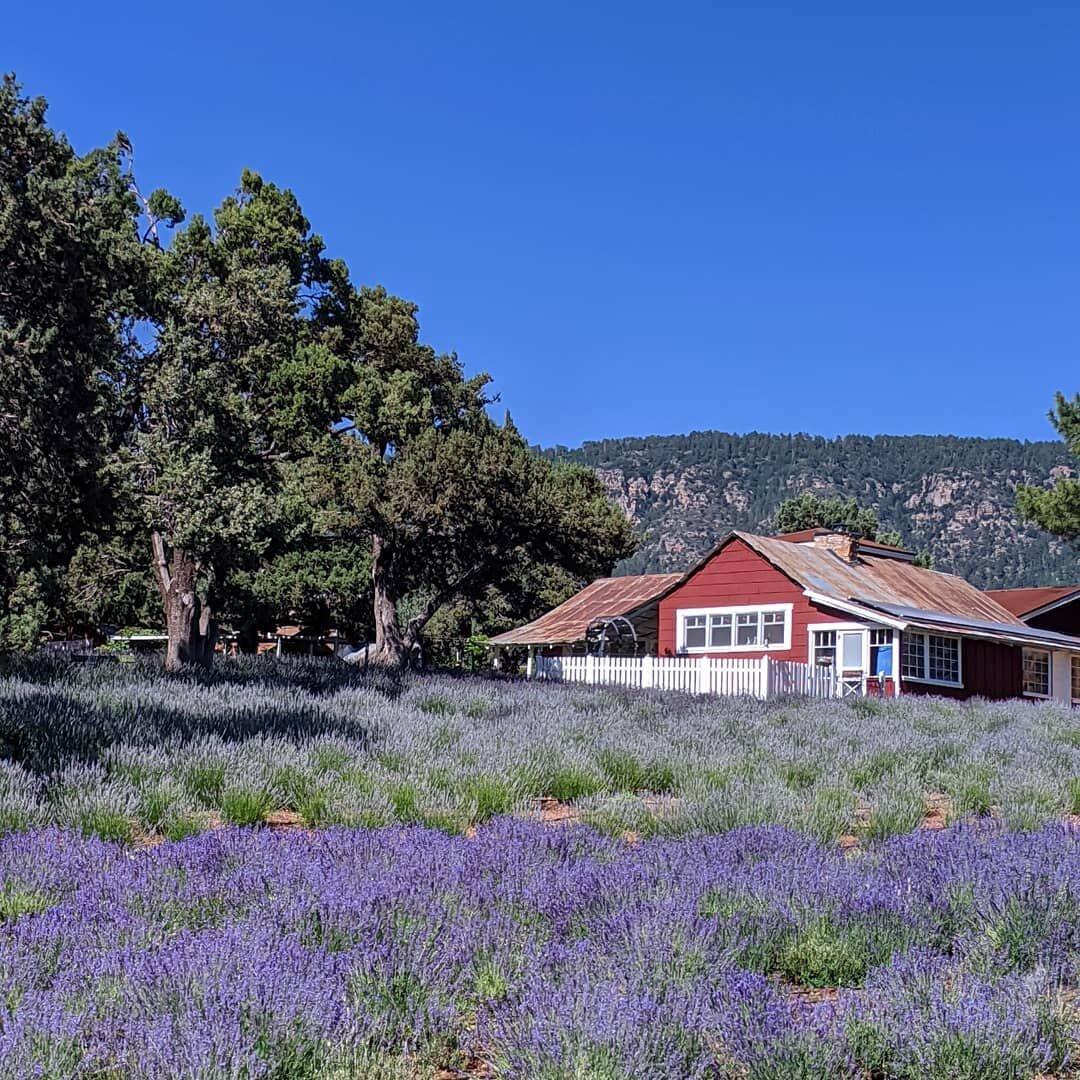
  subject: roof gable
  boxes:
[733,531,1026,626]
[489,573,683,646]
[984,586,1080,619]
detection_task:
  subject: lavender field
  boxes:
[0,658,1077,841]
[0,820,1076,1078]
[0,658,1078,1077]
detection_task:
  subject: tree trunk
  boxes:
[370,532,409,667]
[151,532,216,672]
[236,619,260,655]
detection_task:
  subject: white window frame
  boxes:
[1022,647,1052,700]
[807,623,900,684]
[676,603,793,654]
[901,631,963,688]
[810,627,839,669]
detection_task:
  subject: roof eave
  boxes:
[1019,591,1080,621]
[802,591,908,629]
[902,619,1080,653]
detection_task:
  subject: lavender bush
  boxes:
[0,658,1078,842]
[0,820,1073,1077]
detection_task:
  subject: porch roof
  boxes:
[489,573,683,647]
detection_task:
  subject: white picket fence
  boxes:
[533,654,837,700]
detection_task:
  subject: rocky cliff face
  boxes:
[544,432,1076,589]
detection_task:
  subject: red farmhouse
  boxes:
[495,528,1080,703]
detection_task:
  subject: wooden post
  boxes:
[586,653,595,685]
[642,654,654,690]
[760,655,771,700]
[526,647,536,679]
[891,629,902,697]
[698,654,710,696]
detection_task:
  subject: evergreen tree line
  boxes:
[543,429,1080,589]
[0,77,635,668]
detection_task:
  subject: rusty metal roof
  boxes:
[725,532,1080,651]
[492,531,1080,652]
[734,531,1027,626]
[489,574,683,646]
[985,586,1080,619]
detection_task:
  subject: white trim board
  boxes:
[675,603,793,654]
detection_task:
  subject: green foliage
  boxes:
[773,492,933,566]
[114,168,348,665]
[310,287,637,664]
[0,884,54,922]
[462,634,490,670]
[99,628,162,658]
[780,918,875,987]
[463,775,516,822]
[219,786,272,826]
[0,77,152,651]
[546,432,1071,588]
[543,765,604,803]
[774,493,883,539]
[238,543,373,641]
[1017,390,1080,542]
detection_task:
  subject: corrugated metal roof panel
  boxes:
[488,573,684,646]
[734,532,1027,627]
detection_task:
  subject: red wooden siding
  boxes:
[657,538,845,661]
[657,537,1025,700]
[901,638,1022,701]
[1027,604,1080,637]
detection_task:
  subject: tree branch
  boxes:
[404,563,487,645]
[150,530,172,600]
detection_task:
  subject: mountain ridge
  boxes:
[540,431,1077,589]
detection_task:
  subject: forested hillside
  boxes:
[543,432,1077,588]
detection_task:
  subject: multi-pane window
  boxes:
[735,612,758,646]
[1022,648,1051,698]
[679,607,789,652]
[709,614,732,648]
[763,611,786,645]
[869,628,892,676]
[1072,656,1080,704]
[682,615,707,649]
[901,633,924,679]
[928,636,959,683]
[901,632,961,686]
[812,630,837,668]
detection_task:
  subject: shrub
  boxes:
[219,786,272,827]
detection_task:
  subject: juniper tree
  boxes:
[318,287,636,667]
[1017,393,1080,542]
[118,171,350,670]
[0,76,167,649]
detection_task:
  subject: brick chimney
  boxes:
[814,531,859,562]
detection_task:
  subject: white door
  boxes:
[839,631,865,696]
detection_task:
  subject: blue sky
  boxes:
[8,2,1080,447]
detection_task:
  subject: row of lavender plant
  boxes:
[0,819,1074,1078]
[0,657,1077,842]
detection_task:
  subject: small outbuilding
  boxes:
[488,573,683,668]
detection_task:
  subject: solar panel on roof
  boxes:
[853,599,1080,648]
